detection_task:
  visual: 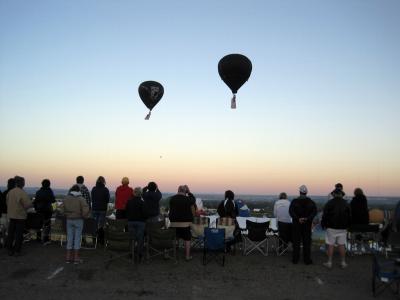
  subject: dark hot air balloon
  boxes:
[218,54,252,109]
[138,81,164,120]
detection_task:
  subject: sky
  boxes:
[0,0,399,196]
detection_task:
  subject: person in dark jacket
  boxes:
[91,176,110,244]
[1,178,16,216]
[350,188,369,225]
[126,187,145,261]
[169,185,195,261]
[142,182,162,222]
[217,190,239,219]
[33,179,56,244]
[321,188,351,269]
[289,185,317,265]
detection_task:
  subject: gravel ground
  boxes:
[0,241,395,300]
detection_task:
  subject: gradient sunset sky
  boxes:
[1,1,399,196]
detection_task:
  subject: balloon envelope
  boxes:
[218,54,252,94]
[138,81,164,110]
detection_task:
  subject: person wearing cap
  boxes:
[115,177,133,219]
[321,188,351,269]
[289,185,317,265]
[126,187,146,262]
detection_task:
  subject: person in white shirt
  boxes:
[273,192,292,248]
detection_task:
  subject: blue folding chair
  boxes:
[203,228,226,266]
[372,249,400,297]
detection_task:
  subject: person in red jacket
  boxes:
[115,177,133,219]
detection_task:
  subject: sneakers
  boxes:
[340,262,348,269]
[185,256,193,262]
[323,262,332,269]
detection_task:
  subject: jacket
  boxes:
[142,189,162,218]
[60,192,90,219]
[34,187,55,213]
[169,194,194,223]
[115,185,133,210]
[125,196,146,222]
[91,183,110,211]
[289,195,317,224]
[321,196,351,230]
[6,187,33,220]
[350,195,369,225]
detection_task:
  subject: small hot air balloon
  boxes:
[218,54,252,109]
[138,81,164,120]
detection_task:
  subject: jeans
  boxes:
[128,221,145,256]
[92,211,106,228]
[292,221,312,263]
[66,219,84,250]
[6,219,25,253]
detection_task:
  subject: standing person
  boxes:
[33,179,56,244]
[273,192,292,248]
[321,188,352,269]
[60,184,90,263]
[74,176,91,210]
[289,185,317,265]
[126,187,146,262]
[1,178,16,217]
[115,177,133,219]
[5,176,32,256]
[329,183,346,199]
[350,188,369,225]
[217,190,239,218]
[142,182,162,222]
[169,185,195,261]
[91,176,110,245]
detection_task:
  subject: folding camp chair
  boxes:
[104,219,133,269]
[51,216,67,246]
[242,220,270,256]
[203,228,226,266]
[372,249,400,297]
[347,224,380,255]
[146,220,177,262]
[24,212,45,242]
[81,218,98,249]
[191,216,210,249]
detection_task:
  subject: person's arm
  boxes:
[289,200,299,221]
[81,198,90,218]
[21,192,33,209]
[307,201,318,222]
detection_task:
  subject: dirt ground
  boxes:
[0,241,395,300]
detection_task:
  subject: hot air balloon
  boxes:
[138,81,164,120]
[218,54,252,109]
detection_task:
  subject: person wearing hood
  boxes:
[60,184,90,264]
[142,181,162,222]
[115,177,133,219]
[91,176,110,244]
[33,179,55,244]
[321,188,351,269]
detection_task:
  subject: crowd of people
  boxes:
[0,176,399,269]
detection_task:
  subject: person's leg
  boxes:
[337,231,348,268]
[14,219,26,254]
[6,219,16,254]
[65,219,73,262]
[42,211,52,243]
[292,223,301,263]
[302,223,312,264]
[73,219,84,263]
[135,222,145,259]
